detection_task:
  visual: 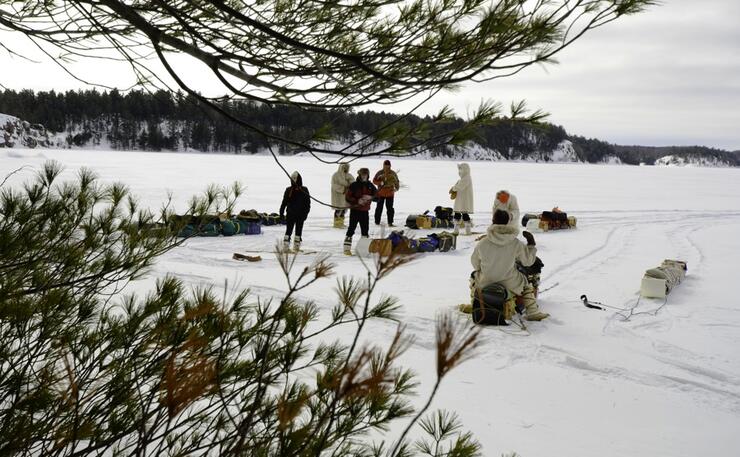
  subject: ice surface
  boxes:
[2,148,740,457]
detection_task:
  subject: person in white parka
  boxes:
[449,163,474,235]
[492,190,520,228]
[331,162,354,228]
[470,210,550,321]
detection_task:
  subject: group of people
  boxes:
[277,159,549,322]
[330,160,400,254]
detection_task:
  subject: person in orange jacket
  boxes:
[372,159,400,226]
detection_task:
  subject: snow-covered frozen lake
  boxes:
[3,148,740,457]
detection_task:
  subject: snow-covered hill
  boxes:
[0,113,55,148]
[2,112,735,167]
[655,154,734,167]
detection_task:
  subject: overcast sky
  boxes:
[1,0,738,150]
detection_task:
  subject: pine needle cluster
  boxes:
[1,163,483,456]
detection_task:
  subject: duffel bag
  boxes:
[416,215,434,229]
[200,223,221,237]
[434,206,454,221]
[234,218,249,234]
[221,219,239,236]
[472,283,511,326]
[405,215,419,229]
[418,236,439,252]
[177,224,196,238]
[243,221,262,235]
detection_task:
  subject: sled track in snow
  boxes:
[542,211,740,289]
[532,344,740,414]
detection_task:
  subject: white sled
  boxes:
[640,259,687,298]
[355,237,372,258]
[525,218,543,233]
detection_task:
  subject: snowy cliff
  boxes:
[655,154,734,167]
[0,113,55,148]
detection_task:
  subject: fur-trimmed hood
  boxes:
[458,162,470,178]
[485,224,520,245]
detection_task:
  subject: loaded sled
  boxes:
[521,207,576,232]
[640,259,687,298]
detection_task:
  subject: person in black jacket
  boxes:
[279,171,311,252]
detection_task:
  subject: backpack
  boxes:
[472,283,511,326]
[432,232,456,252]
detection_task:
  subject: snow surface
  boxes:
[2,148,740,457]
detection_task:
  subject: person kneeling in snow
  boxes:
[470,210,549,321]
[343,168,377,255]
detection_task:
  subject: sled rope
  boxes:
[580,294,669,321]
[538,282,559,294]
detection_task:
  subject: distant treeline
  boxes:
[0,89,565,157]
[0,89,735,165]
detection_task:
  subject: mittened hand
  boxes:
[522,231,536,246]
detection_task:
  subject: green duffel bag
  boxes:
[200,223,220,237]
[221,219,239,236]
[234,218,248,234]
[177,224,196,238]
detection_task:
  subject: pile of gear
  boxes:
[237,209,285,226]
[521,207,577,232]
[172,212,263,238]
[405,206,457,230]
[386,230,456,253]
